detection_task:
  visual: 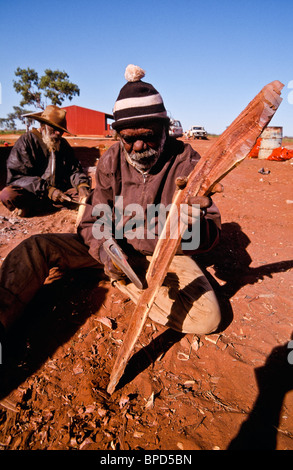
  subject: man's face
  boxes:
[119,123,166,172]
[41,124,63,152]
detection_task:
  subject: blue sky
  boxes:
[1,0,292,136]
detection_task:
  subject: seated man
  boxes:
[0,65,222,351]
[0,105,91,217]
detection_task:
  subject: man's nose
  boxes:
[133,139,147,152]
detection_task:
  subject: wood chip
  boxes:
[0,398,19,413]
[73,365,83,375]
[95,316,114,329]
[145,392,154,409]
[119,395,129,409]
[133,431,144,438]
[177,352,190,361]
[184,380,196,386]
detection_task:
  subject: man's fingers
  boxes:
[175,178,223,197]
[180,203,202,226]
[175,176,188,190]
[187,195,211,209]
[209,182,224,195]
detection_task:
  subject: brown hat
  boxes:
[23,105,72,134]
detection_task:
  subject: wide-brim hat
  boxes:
[112,64,170,131]
[22,105,72,135]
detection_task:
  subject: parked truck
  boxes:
[188,125,208,139]
[169,119,183,138]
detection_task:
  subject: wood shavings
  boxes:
[133,431,144,438]
[177,352,190,361]
[119,395,129,409]
[191,337,202,352]
[145,392,155,409]
[204,334,221,345]
[72,364,83,375]
[0,398,19,413]
[95,316,116,329]
[184,380,196,386]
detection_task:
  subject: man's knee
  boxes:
[0,186,42,215]
[198,301,221,335]
[1,234,62,279]
[17,233,52,253]
[1,234,53,274]
[0,186,17,210]
[113,277,222,335]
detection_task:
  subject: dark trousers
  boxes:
[0,186,47,213]
[0,185,79,215]
[0,233,101,331]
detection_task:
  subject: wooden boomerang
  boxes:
[107,80,284,395]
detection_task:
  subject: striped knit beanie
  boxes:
[112,65,170,131]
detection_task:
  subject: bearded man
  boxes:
[0,105,91,217]
[0,65,223,351]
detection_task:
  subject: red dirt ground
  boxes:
[0,134,292,451]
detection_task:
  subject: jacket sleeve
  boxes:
[6,134,49,196]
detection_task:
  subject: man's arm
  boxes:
[6,133,49,196]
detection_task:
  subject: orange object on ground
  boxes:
[248,138,262,158]
[267,147,293,161]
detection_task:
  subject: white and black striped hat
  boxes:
[112,65,170,131]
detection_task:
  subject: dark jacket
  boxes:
[78,137,221,260]
[6,129,90,197]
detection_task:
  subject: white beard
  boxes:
[42,128,61,153]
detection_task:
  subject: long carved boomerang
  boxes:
[107,80,284,394]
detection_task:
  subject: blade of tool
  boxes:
[50,151,56,187]
[75,196,88,228]
[103,238,144,290]
[62,194,87,206]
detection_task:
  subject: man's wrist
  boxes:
[48,186,57,199]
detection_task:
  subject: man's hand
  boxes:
[78,185,91,199]
[175,177,223,226]
[180,195,211,226]
[48,187,69,203]
[99,245,127,281]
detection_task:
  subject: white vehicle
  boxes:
[188,125,208,139]
[169,119,183,138]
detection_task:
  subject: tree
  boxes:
[0,67,80,129]
[13,67,42,109]
[0,106,32,130]
[38,69,80,108]
[13,67,80,110]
